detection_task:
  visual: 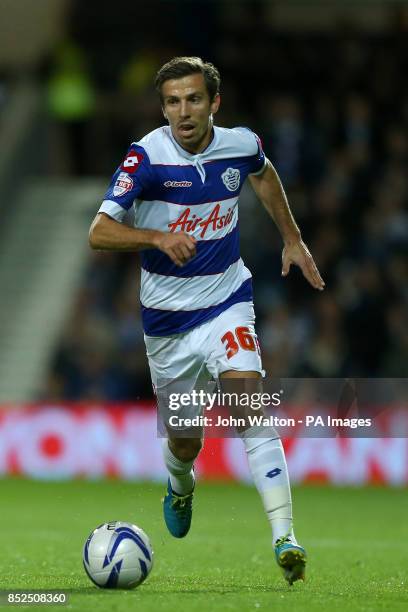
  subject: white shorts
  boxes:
[144,301,264,429]
[145,301,263,382]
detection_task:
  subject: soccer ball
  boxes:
[83,521,153,589]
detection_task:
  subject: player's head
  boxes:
[155,56,220,104]
[155,56,221,153]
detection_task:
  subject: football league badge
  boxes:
[113,172,133,197]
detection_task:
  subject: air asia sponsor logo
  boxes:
[168,203,234,238]
[121,151,144,173]
[113,172,133,197]
[164,180,192,188]
[222,167,240,191]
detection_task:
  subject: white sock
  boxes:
[162,439,195,495]
[241,427,296,545]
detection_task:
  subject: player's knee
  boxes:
[169,437,203,462]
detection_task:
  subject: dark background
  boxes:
[1,1,407,402]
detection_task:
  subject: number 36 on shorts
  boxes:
[221,326,261,359]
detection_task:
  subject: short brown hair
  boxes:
[155,56,221,101]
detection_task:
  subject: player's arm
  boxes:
[89,213,196,268]
[249,159,325,291]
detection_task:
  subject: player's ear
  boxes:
[162,106,168,121]
[210,93,220,115]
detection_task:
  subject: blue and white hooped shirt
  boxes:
[99,125,266,337]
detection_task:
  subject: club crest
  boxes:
[221,167,240,192]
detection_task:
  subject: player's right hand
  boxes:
[155,232,197,267]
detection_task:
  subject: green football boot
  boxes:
[274,535,307,585]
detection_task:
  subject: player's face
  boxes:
[161,73,220,154]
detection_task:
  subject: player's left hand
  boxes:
[282,239,325,290]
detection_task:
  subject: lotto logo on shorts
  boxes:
[121,151,144,173]
[113,172,133,197]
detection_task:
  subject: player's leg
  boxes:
[219,371,306,584]
[206,302,306,584]
[161,394,207,537]
[220,370,296,542]
[144,331,207,538]
[161,435,202,538]
[163,436,202,496]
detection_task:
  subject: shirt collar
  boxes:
[167,125,218,160]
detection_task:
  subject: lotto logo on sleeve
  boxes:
[121,150,144,173]
[113,172,133,197]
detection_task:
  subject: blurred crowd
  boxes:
[45,1,408,400]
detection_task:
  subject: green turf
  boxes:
[0,479,407,611]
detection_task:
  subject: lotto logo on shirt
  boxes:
[121,151,144,173]
[113,172,133,197]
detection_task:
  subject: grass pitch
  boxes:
[0,479,407,611]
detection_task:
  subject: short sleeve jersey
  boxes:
[99,125,266,337]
